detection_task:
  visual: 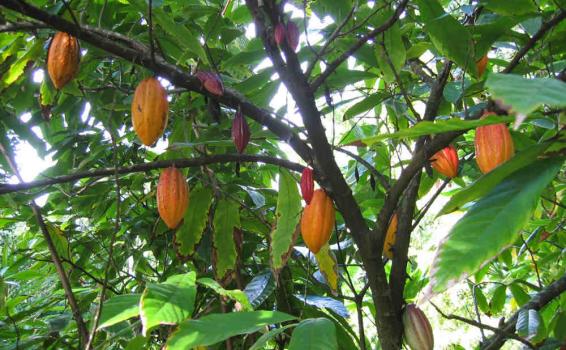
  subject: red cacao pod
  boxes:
[476,54,489,77]
[274,23,286,46]
[300,167,314,204]
[157,166,189,229]
[196,71,224,96]
[286,21,300,51]
[300,189,335,254]
[47,32,80,89]
[383,213,398,259]
[430,145,459,178]
[131,77,169,146]
[403,304,434,350]
[232,110,250,154]
[475,112,515,174]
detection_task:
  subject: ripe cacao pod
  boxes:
[403,304,434,350]
[300,167,314,204]
[430,145,459,178]
[232,110,250,154]
[286,21,300,51]
[47,32,80,89]
[131,77,168,146]
[476,54,489,77]
[383,213,398,259]
[157,166,189,229]
[300,189,335,254]
[196,71,224,96]
[475,112,515,174]
[274,23,286,46]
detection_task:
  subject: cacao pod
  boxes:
[47,32,80,89]
[300,189,335,254]
[196,71,224,96]
[403,304,434,350]
[430,145,459,178]
[383,213,398,259]
[475,112,515,174]
[232,110,250,154]
[274,23,286,46]
[300,167,314,204]
[286,21,300,51]
[476,54,489,77]
[131,77,169,146]
[157,166,189,229]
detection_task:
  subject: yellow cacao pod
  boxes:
[47,32,80,89]
[383,213,398,259]
[300,189,335,254]
[475,112,515,174]
[157,166,189,229]
[131,77,168,146]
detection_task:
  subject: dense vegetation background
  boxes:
[0,0,565,349]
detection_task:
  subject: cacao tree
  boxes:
[0,0,565,349]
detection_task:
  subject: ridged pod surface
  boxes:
[300,189,335,254]
[286,21,300,51]
[300,167,314,204]
[274,23,286,46]
[47,32,80,89]
[157,167,189,229]
[430,145,459,178]
[476,54,489,77]
[475,112,515,174]
[232,110,250,154]
[383,213,398,259]
[196,71,224,96]
[403,304,434,350]
[131,77,168,146]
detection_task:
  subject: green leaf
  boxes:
[439,142,550,215]
[140,272,197,336]
[490,285,507,315]
[510,283,531,306]
[243,271,276,309]
[175,186,213,257]
[213,199,240,279]
[1,40,43,86]
[288,318,338,350]
[375,8,406,83]
[250,324,296,350]
[97,294,141,330]
[343,93,388,120]
[480,0,537,15]
[46,224,69,260]
[430,157,563,294]
[516,309,546,342]
[197,278,252,311]
[358,114,515,145]
[314,244,339,295]
[165,311,296,349]
[270,170,301,276]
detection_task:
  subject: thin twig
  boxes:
[334,147,391,191]
[520,235,543,289]
[148,0,155,64]
[412,178,450,230]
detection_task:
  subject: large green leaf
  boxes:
[288,318,338,350]
[516,309,546,342]
[430,157,563,294]
[314,243,339,295]
[213,199,240,279]
[480,0,537,15]
[270,170,301,276]
[175,186,213,257]
[97,294,141,330]
[140,272,196,335]
[343,93,388,120]
[197,278,252,311]
[165,311,296,349]
[243,271,276,309]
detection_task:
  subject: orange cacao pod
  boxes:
[430,145,459,178]
[300,167,314,204]
[476,54,489,77]
[403,304,434,350]
[131,77,168,146]
[232,109,250,154]
[300,189,335,254]
[475,113,515,174]
[157,166,189,229]
[47,32,80,89]
[383,213,398,259]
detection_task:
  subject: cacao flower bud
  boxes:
[476,54,489,77]
[430,145,459,178]
[232,110,250,154]
[47,32,80,89]
[475,112,515,174]
[300,167,314,204]
[286,21,300,51]
[131,77,169,146]
[383,213,398,259]
[300,189,335,254]
[403,304,434,350]
[157,166,189,229]
[274,23,286,46]
[196,71,224,96]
